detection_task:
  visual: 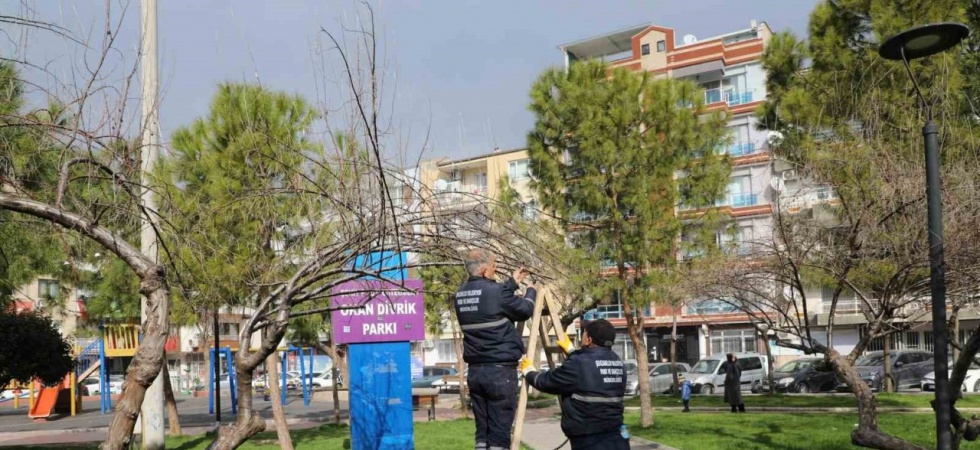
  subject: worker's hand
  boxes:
[513,267,529,283]
[519,357,535,376]
[556,336,574,354]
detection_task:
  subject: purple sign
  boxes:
[331,279,424,344]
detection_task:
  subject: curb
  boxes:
[624,406,980,413]
[0,416,340,440]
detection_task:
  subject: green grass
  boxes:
[625,392,980,409]
[6,420,533,450]
[628,411,938,450]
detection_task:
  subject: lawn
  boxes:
[627,411,940,450]
[625,392,980,409]
[6,420,532,450]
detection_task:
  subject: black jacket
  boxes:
[526,346,626,438]
[454,275,536,365]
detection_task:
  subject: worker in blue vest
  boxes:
[521,319,630,449]
[454,248,538,450]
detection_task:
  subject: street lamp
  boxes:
[879,22,970,450]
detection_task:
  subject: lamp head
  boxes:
[879,23,970,61]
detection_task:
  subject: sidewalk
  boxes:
[520,418,677,450]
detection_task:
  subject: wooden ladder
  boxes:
[511,294,572,450]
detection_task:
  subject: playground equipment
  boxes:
[208,346,238,415]
[27,373,77,420]
[281,346,314,407]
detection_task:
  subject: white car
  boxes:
[0,389,30,402]
[308,371,336,388]
[922,363,980,392]
[81,375,125,395]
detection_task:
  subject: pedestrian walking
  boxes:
[723,353,745,412]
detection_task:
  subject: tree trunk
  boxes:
[827,349,926,449]
[622,299,652,427]
[102,270,170,450]
[162,364,182,436]
[763,333,775,394]
[451,317,468,418]
[206,352,265,450]
[883,334,892,393]
[313,341,342,423]
[265,352,293,450]
[670,311,679,396]
[946,325,980,448]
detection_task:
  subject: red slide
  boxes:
[28,385,62,419]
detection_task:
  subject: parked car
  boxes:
[413,366,457,389]
[922,361,980,392]
[626,363,691,396]
[762,357,837,393]
[0,389,30,402]
[688,353,769,395]
[836,350,934,392]
[308,371,336,388]
[80,375,125,396]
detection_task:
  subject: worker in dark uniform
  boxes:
[521,319,630,450]
[454,248,536,450]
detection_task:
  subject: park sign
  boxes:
[331,279,424,344]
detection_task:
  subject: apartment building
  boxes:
[416,148,549,365]
[560,21,779,365]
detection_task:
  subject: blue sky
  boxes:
[7,1,818,162]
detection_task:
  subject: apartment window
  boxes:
[435,340,457,363]
[710,329,757,354]
[657,40,666,52]
[641,43,651,55]
[38,279,59,300]
[219,322,240,339]
[726,175,754,207]
[523,200,539,221]
[509,159,531,181]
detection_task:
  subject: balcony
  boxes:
[727,193,758,208]
[703,89,755,106]
[434,183,489,207]
[727,142,758,157]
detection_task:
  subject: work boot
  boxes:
[738,403,745,413]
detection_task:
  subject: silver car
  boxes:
[625,363,691,396]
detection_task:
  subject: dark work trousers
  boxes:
[569,430,631,450]
[468,364,518,450]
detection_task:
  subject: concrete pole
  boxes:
[139,0,165,448]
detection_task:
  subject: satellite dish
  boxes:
[770,177,785,193]
[683,34,698,45]
[434,179,448,191]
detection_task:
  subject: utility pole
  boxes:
[139,0,165,448]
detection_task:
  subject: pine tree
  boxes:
[527,60,732,427]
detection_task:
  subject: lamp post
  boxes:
[879,22,970,450]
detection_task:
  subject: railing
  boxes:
[435,184,488,205]
[680,193,759,210]
[727,142,758,157]
[703,89,755,106]
[726,91,754,105]
[104,324,139,353]
[727,193,758,208]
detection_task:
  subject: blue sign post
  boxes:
[337,252,421,450]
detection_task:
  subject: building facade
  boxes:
[560,21,780,365]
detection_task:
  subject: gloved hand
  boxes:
[556,336,574,354]
[519,357,535,376]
